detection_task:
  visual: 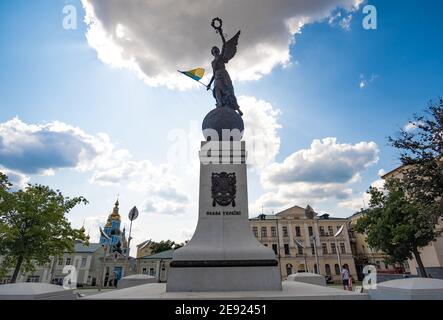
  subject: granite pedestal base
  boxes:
[166,141,281,292]
[167,266,281,292]
[86,281,369,300]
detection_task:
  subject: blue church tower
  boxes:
[100,200,128,255]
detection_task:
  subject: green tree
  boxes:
[149,240,184,254]
[0,173,88,283]
[355,179,440,277]
[388,98,443,218]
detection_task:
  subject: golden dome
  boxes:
[106,200,121,221]
[108,199,121,221]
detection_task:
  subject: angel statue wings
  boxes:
[206,18,243,116]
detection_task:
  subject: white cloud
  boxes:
[0,167,30,190]
[338,178,385,211]
[0,117,190,215]
[83,215,107,243]
[328,10,354,30]
[254,182,354,213]
[0,117,117,175]
[240,96,282,169]
[92,160,191,215]
[359,73,378,89]
[404,120,425,132]
[255,137,379,213]
[81,0,364,89]
[262,137,379,187]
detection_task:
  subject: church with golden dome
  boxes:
[100,200,129,256]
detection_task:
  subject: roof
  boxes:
[140,249,174,260]
[137,239,152,250]
[250,214,279,221]
[381,164,406,180]
[276,205,307,216]
[250,208,346,221]
[74,243,103,253]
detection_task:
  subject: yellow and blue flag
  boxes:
[178,68,205,82]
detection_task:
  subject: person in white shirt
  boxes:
[341,266,350,290]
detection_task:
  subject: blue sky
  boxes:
[1,0,442,251]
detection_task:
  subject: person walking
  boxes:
[348,274,353,291]
[341,265,350,291]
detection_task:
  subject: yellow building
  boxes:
[136,239,153,258]
[249,205,357,282]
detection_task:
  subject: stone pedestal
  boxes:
[369,278,443,300]
[118,274,157,289]
[0,283,76,300]
[287,272,327,287]
[166,141,281,292]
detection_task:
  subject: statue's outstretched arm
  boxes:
[219,28,227,56]
[207,74,215,90]
[219,28,226,44]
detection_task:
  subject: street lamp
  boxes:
[334,225,344,272]
[99,227,111,291]
[124,206,139,277]
[309,235,321,274]
[294,239,308,273]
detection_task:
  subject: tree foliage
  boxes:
[0,173,88,282]
[355,179,440,277]
[150,240,185,254]
[388,98,443,218]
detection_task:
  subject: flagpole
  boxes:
[177,70,212,91]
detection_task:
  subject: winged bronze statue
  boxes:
[207,18,243,116]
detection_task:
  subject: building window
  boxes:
[331,243,337,254]
[27,276,40,283]
[58,258,63,266]
[295,226,301,237]
[149,268,155,276]
[284,244,290,255]
[252,227,258,238]
[261,227,267,238]
[319,226,325,236]
[81,257,87,268]
[337,225,341,231]
[322,243,328,254]
[271,226,277,237]
[272,244,278,255]
[335,264,340,275]
[282,226,289,237]
[65,258,71,265]
[311,246,315,255]
[264,244,268,247]
[328,226,334,236]
[142,268,147,274]
[308,226,313,237]
[325,264,331,276]
[340,243,346,254]
[297,245,303,255]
